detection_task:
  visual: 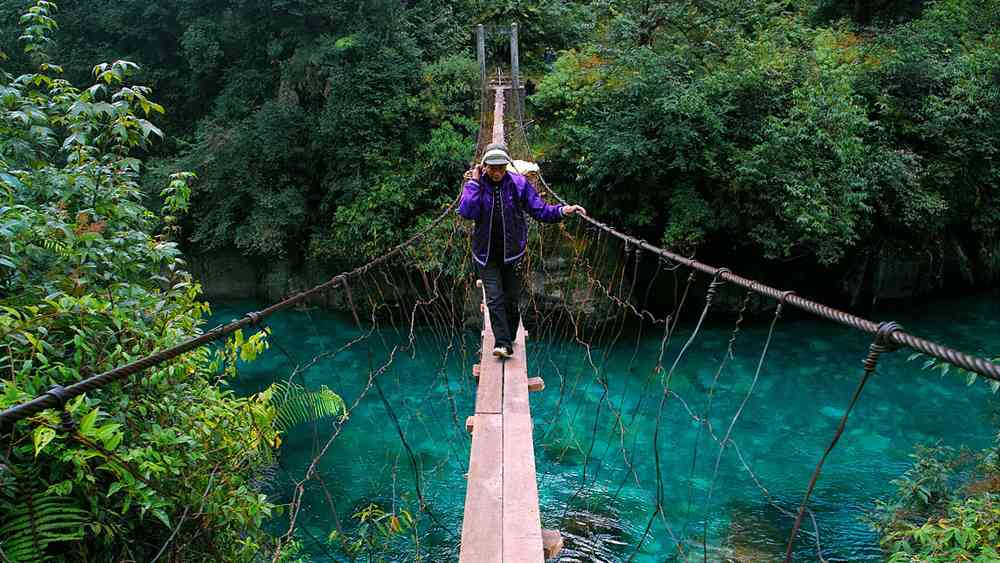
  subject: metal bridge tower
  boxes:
[474,22,525,130]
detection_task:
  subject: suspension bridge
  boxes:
[3,23,1000,562]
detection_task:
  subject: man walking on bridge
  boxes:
[458,143,586,359]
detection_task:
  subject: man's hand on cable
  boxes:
[463,165,482,182]
[562,205,587,217]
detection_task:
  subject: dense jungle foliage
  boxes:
[0,0,993,291]
[531,0,1000,270]
[1,0,999,560]
[0,2,347,560]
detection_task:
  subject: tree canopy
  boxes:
[2,0,1000,559]
[0,0,989,293]
[0,3,341,559]
[532,0,999,270]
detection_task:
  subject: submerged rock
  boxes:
[847,428,892,453]
[721,500,795,562]
[819,406,846,419]
[559,505,630,563]
[540,421,587,466]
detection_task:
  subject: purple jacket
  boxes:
[457,172,565,266]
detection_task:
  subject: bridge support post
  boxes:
[476,24,486,102]
[510,23,523,123]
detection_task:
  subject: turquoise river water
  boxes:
[210,289,999,562]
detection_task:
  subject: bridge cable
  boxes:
[0,195,461,427]
[508,97,838,558]
[783,321,903,561]
[506,101,999,382]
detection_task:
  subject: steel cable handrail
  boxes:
[0,195,461,426]
[536,176,1000,381]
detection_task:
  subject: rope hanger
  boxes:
[4,47,1000,563]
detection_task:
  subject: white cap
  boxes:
[482,144,511,165]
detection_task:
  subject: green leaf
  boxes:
[0,172,23,190]
[334,35,357,51]
[33,425,56,457]
[137,119,162,139]
[45,480,73,496]
[152,508,170,527]
[79,408,99,435]
[96,422,122,449]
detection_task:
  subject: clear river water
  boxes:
[210,289,999,562]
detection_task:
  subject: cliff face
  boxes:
[188,250,257,301]
[840,237,1000,307]
[188,251,350,310]
[189,236,1000,320]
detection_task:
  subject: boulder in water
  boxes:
[819,405,846,419]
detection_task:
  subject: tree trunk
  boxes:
[854,0,872,25]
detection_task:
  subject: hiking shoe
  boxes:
[492,344,513,359]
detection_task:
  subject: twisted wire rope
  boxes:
[509,106,1000,382]
[1,195,461,426]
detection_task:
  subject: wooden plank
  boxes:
[503,326,531,414]
[502,412,543,561]
[527,377,545,392]
[502,325,544,562]
[492,83,506,144]
[475,291,502,414]
[542,529,564,560]
[475,349,502,414]
[460,413,503,563]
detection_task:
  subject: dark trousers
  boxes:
[478,260,521,347]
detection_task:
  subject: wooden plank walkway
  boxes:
[460,286,560,562]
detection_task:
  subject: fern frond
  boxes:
[268,381,346,433]
[0,491,89,563]
[40,238,72,259]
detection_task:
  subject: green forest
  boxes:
[3,0,997,287]
[1,0,999,560]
